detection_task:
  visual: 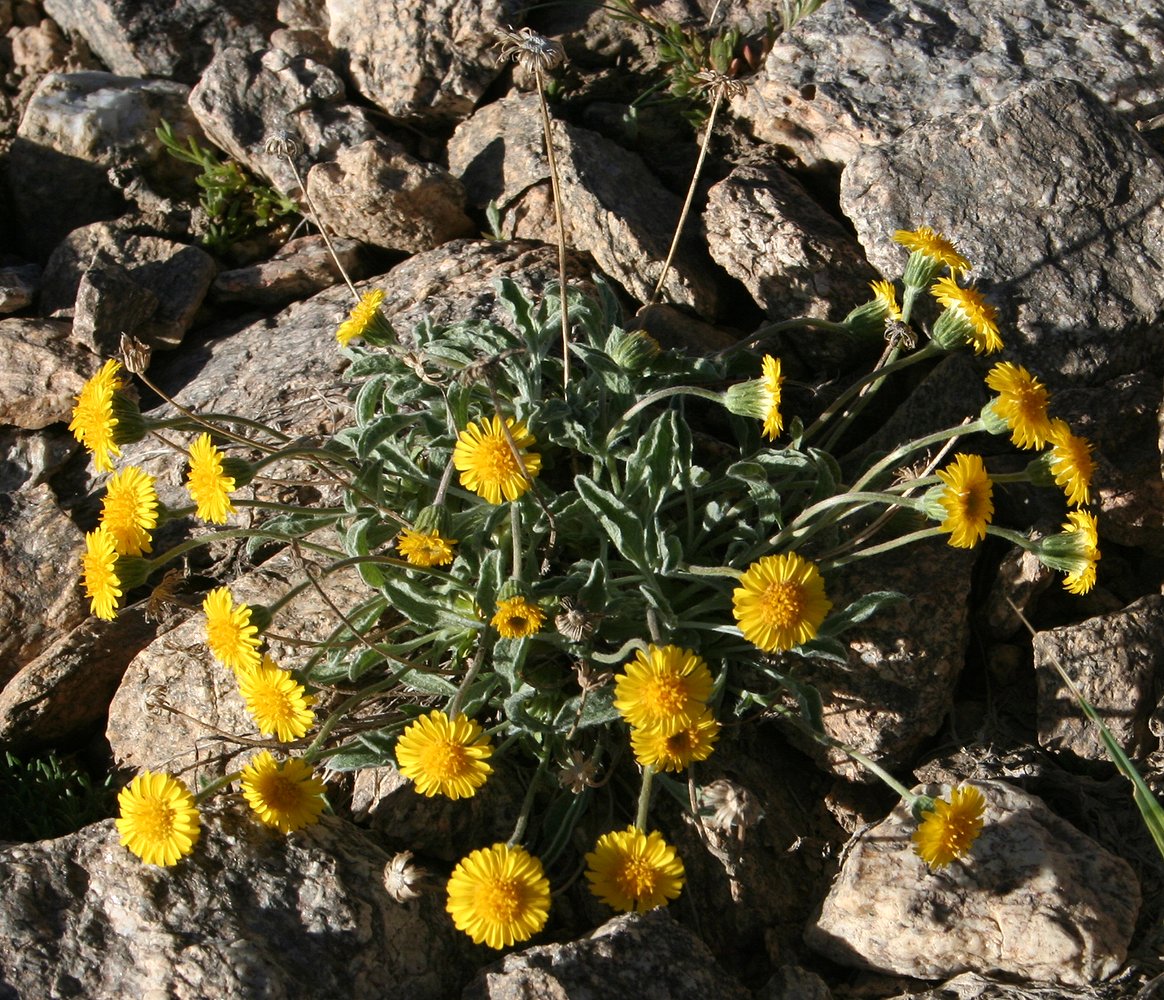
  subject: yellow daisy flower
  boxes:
[931,276,1003,354]
[1047,418,1094,507]
[82,526,123,621]
[869,279,903,321]
[453,415,542,504]
[203,586,263,673]
[239,751,327,833]
[613,644,713,732]
[912,785,986,869]
[984,361,1054,450]
[629,708,721,772]
[893,226,970,275]
[584,826,685,913]
[69,359,126,472]
[1037,508,1101,595]
[491,596,545,639]
[397,528,457,567]
[116,770,201,866]
[722,354,786,440]
[760,355,784,441]
[732,552,832,653]
[237,654,315,742]
[186,433,236,523]
[336,289,391,346]
[446,842,551,949]
[932,453,994,549]
[394,710,494,799]
[99,465,158,556]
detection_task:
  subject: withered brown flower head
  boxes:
[497,25,565,74]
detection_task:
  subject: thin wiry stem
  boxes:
[535,68,571,390]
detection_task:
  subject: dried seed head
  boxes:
[264,130,302,160]
[119,334,152,375]
[884,318,916,349]
[558,749,600,794]
[383,851,429,903]
[146,567,185,622]
[700,778,764,842]
[555,597,602,642]
[573,659,612,694]
[497,25,565,74]
[692,69,749,100]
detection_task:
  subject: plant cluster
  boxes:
[0,751,115,842]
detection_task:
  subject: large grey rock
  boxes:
[326,0,522,125]
[210,234,366,308]
[0,263,40,313]
[305,136,475,252]
[806,781,1140,987]
[0,318,96,429]
[0,426,77,496]
[733,0,1164,170]
[450,94,719,314]
[42,0,279,83]
[841,79,1164,383]
[0,801,471,999]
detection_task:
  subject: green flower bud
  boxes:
[607,328,661,371]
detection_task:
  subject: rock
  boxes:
[0,262,40,313]
[0,801,472,999]
[733,0,1164,170]
[72,254,160,355]
[8,17,68,76]
[755,965,834,1000]
[703,158,879,328]
[806,780,1140,987]
[326,0,521,125]
[841,79,1164,383]
[461,909,752,1000]
[210,234,366,308]
[41,0,279,83]
[10,71,197,259]
[1034,595,1164,763]
[0,425,77,494]
[0,317,97,429]
[188,44,376,199]
[449,94,719,314]
[0,484,88,687]
[40,221,217,349]
[305,137,475,252]
[883,970,1132,999]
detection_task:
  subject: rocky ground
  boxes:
[0,1,1162,998]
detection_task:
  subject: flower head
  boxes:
[453,415,542,504]
[69,359,127,472]
[931,277,1002,354]
[870,280,904,320]
[446,842,551,949]
[585,826,685,913]
[240,751,327,833]
[932,453,994,548]
[894,226,970,281]
[203,586,263,673]
[497,25,565,74]
[983,362,1054,450]
[116,771,201,866]
[613,644,713,732]
[912,785,986,869]
[844,280,904,338]
[699,778,764,841]
[732,552,832,653]
[397,528,457,567]
[100,465,158,556]
[760,355,784,440]
[82,526,123,621]
[238,654,315,741]
[395,710,494,799]
[630,708,721,772]
[722,355,785,440]
[336,289,393,346]
[186,433,236,524]
[383,850,429,903]
[1038,509,1101,595]
[492,595,545,639]
[1047,419,1094,507]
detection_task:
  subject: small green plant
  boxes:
[0,751,116,842]
[156,120,300,256]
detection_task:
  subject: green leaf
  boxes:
[398,669,459,697]
[575,475,651,573]
[570,685,620,729]
[325,729,398,772]
[819,591,907,637]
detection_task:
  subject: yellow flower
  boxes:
[870,280,903,321]
[82,526,123,621]
[336,289,391,347]
[203,586,263,673]
[237,654,315,741]
[69,359,126,472]
[984,362,1054,450]
[629,708,721,772]
[453,415,542,504]
[933,453,994,549]
[395,710,494,799]
[585,826,685,913]
[893,227,970,275]
[912,785,986,869]
[491,596,545,639]
[760,354,784,441]
[1047,418,1094,507]
[186,433,236,523]
[931,277,1002,354]
[397,528,457,567]
[732,552,832,653]
[116,770,201,866]
[240,751,327,833]
[100,465,158,556]
[446,842,551,949]
[1050,509,1101,595]
[613,644,713,732]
